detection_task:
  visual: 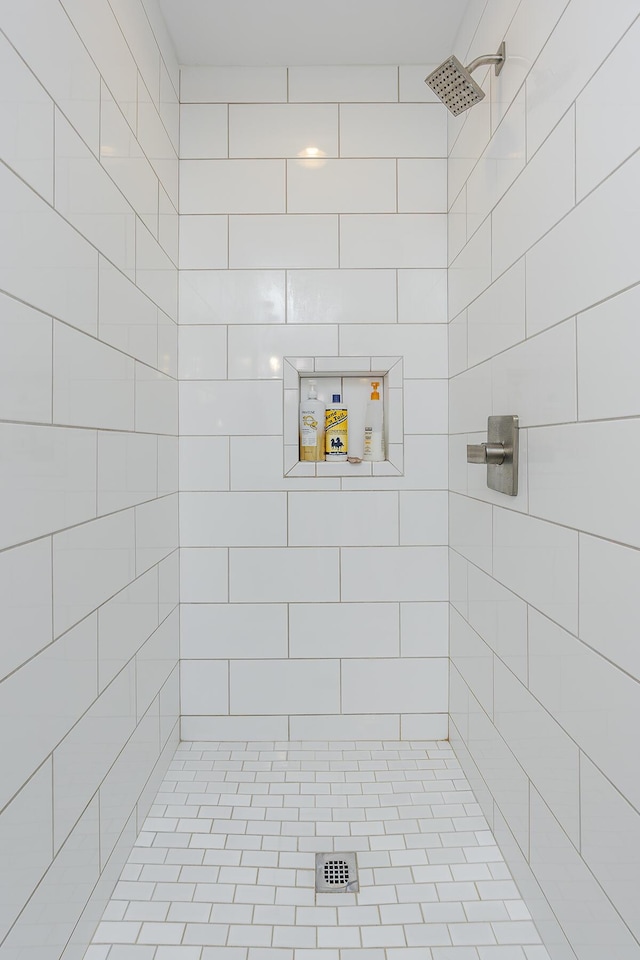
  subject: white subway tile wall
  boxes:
[2,4,636,959]
[0,3,180,959]
[448,3,640,959]
[178,64,450,742]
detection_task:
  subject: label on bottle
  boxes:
[325,407,348,458]
[363,428,384,461]
[301,413,319,447]
[300,404,324,461]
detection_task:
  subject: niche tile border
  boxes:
[283,356,404,478]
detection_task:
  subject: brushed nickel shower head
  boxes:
[425,41,506,116]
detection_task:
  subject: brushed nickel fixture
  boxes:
[425,42,506,115]
[315,852,359,893]
[467,414,519,496]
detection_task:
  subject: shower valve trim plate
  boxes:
[467,414,519,497]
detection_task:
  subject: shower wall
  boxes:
[0,2,179,957]
[178,64,450,740]
[447,1,640,958]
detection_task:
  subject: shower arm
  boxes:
[466,41,506,77]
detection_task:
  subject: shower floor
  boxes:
[86,741,549,960]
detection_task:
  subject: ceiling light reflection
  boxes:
[296,146,327,168]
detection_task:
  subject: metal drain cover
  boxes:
[315,852,359,893]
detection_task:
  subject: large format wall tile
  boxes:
[180,159,285,214]
[0,164,98,334]
[530,788,639,958]
[1,0,100,152]
[449,492,493,574]
[529,608,640,813]
[0,618,97,812]
[0,3,179,956]
[52,662,135,850]
[0,295,52,424]
[229,103,338,158]
[339,104,446,157]
[230,214,338,269]
[230,660,340,715]
[53,322,135,430]
[0,423,95,553]
[181,492,287,547]
[60,0,138,129]
[53,510,136,637]
[180,66,287,103]
[177,63,449,743]
[229,548,340,603]
[340,214,446,268]
[99,258,158,366]
[579,534,640,682]
[288,491,399,546]
[576,15,640,199]
[341,657,448,713]
[0,540,52,680]
[288,158,396,214]
[528,420,640,549]
[0,762,53,941]
[0,797,100,960]
[0,32,53,202]
[526,151,640,336]
[289,66,398,103]
[181,603,288,659]
[341,546,448,602]
[181,270,285,325]
[449,3,640,955]
[98,569,159,690]
[55,114,135,274]
[580,756,640,941]
[286,270,396,325]
[179,380,282,436]
[525,0,639,158]
[450,608,493,717]
[467,260,525,367]
[495,658,580,846]
[492,112,575,277]
[493,509,578,633]
[491,320,577,427]
[577,283,640,422]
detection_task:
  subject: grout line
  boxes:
[452,581,640,818]
[578,748,583,854]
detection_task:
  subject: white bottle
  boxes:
[362,381,384,462]
[299,381,325,461]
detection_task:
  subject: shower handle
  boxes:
[466,415,519,496]
[466,442,506,465]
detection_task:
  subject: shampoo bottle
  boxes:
[362,381,384,462]
[325,394,348,461]
[299,380,325,462]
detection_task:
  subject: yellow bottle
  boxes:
[325,394,348,461]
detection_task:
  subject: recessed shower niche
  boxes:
[283,356,404,477]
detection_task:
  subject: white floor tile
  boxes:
[89,742,547,957]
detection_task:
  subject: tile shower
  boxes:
[177,59,449,742]
[0,2,639,960]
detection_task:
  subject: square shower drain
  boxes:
[315,852,359,893]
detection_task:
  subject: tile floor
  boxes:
[86,741,550,960]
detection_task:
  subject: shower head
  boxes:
[425,42,506,116]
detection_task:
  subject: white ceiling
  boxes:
[158,0,471,67]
